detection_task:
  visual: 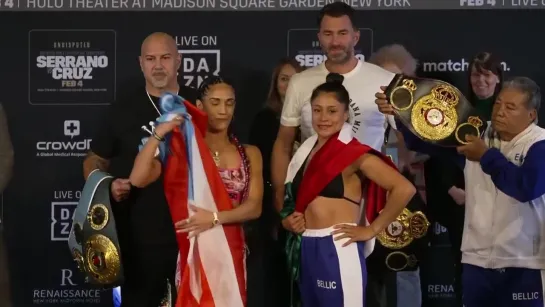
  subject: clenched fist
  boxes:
[282,212,306,234]
[375,86,395,115]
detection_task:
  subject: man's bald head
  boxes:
[139,32,181,94]
[140,32,177,56]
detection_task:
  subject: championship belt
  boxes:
[68,169,124,288]
[376,208,429,250]
[366,169,430,273]
[385,74,488,146]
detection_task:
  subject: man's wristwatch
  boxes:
[212,212,220,226]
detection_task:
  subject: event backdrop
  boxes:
[1,6,545,307]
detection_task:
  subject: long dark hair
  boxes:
[468,52,504,104]
[265,58,303,114]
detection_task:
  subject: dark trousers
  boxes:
[463,264,544,307]
[120,243,178,307]
[448,219,464,307]
[442,205,464,307]
[426,204,464,307]
[247,218,291,307]
[249,186,291,307]
[0,225,12,307]
[366,271,397,307]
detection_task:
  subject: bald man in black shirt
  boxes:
[82,32,197,307]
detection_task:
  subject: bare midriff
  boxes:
[304,197,360,229]
[304,171,363,229]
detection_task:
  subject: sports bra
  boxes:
[291,154,361,206]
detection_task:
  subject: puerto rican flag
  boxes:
[158,96,246,307]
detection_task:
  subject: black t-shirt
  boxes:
[91,84,198,246]
[248,107,279,185]
[424,155,465,229]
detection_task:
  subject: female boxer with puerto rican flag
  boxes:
[129,77,263,307]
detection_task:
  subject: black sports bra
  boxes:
[291,154,361,206]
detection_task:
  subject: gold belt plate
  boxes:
[376,208,430,249]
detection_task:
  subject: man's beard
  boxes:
[151,75,169,88]
[326,47,352,64]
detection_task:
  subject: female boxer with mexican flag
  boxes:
[280,73,416,307]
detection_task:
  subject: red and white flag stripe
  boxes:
[163,101,246,307]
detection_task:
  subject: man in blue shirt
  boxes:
[375,76,545,307]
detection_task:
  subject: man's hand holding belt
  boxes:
[111,179,131,202]
[456,135,489,161]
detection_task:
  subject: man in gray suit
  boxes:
[0,103,14,307]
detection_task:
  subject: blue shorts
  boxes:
[463,263,545,307]
[299,225,367,307]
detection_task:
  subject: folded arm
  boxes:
[358,153,417,235]
[218,145,264,224]
[480,140,545,202]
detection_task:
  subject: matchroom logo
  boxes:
[422,59,511,72]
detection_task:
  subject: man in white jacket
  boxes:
[375,76,545,307]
